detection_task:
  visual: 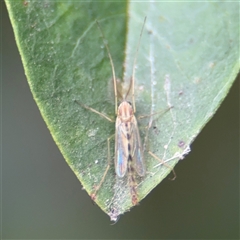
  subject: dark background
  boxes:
[2,2,239,239]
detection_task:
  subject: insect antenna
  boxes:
[124,75,133,101]
[96,20,118,114]
[131,16,147,112]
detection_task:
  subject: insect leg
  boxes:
[137,106,173,120]
[75,100,115,199]
[74,100,114,122]
[140,108,176,180]
[148,151,176,180]
[91,134,115,201]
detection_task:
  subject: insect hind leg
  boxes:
[140,107,176,180]
[148,151,176,180]
[91,134,115,201]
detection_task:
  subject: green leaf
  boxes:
[6,1,239,221]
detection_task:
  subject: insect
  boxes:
[75,17,176,206]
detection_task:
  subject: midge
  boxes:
[75,17,176,205]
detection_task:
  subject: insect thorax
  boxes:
[117,101,134,122]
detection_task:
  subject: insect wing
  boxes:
[131,117,145,176]
[115,117,128,177]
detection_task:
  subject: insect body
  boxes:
[115,101,145,205]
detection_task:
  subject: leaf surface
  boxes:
[6,1,239,220]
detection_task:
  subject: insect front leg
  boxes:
[74,100,114,122]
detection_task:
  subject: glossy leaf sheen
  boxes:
[6,1,239,220]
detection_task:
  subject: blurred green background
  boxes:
[2,2,239,239]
